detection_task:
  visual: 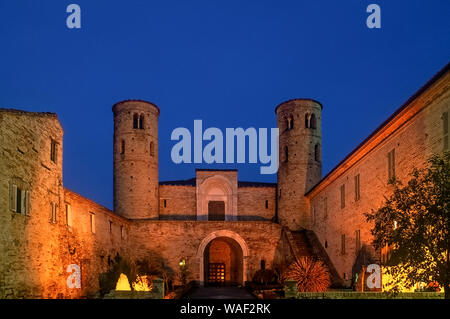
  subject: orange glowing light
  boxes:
[115,273,131,291]
[132,275,152,291]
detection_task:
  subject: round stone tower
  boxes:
[276,99,322,230]
[112,100,160,219]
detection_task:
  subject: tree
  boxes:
[365,152,450,298]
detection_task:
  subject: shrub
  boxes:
[98,253,136,296]
[283,257,330,292]
[252,269,278,285]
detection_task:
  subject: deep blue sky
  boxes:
[1,1,449,209]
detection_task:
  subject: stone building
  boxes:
[0,62,448,298]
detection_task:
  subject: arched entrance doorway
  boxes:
[204,237,243,286]
[197,230,249,286]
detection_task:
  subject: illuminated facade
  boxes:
[0,62,448,298]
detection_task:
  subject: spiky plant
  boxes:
[284,257,331,292]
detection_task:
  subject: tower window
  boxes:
[133,113,139,129]
[139,114,145,129]
[340,184,345,209]
[260,259,266,270]
[310,113,317,129]
[314,144,320,162]
[109,220,113,234]
[121,140,125,155]
[284,146,288,162]
[265,200,268,209]
[163,199,167,208]
[150,141,155,157]
[305,114,309,128]
[286,116,294,130]
[50,139,58,163]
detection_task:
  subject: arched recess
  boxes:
[196,230,249,286]
[196,175,237,221]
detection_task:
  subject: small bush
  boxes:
[252,269,278,285]
[98,253,136,296]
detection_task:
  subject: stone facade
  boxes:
[276,99,323,230]
[307,64,450,286]
[0,62,448,298]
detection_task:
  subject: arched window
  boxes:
[150,141,154,157]
[284,146,289,162]
[310,113,317,129]
[286,116,294,130]
[121,140,125,155]
[305,114,310,128]
[133,113,139,129]
[314,144,320,162]
[139,114,145,129]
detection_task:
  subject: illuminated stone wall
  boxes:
[0,109,65,298]
[0,109,132,298]
[159,177,277,221]
[113,100,160,220]
[159,185,197,219]
[128,221,283,286]
[62,189,131,297]
[308,68,450,287]
[276,99,323,230]
[236,186,276,221]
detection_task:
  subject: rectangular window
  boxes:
[208,201,225,221]
[355,230,361,253]
[265,200,269,209]
[65,204,72,227]
[443,112,449,151]
[25,190,30,215]
[312,206,316,226]
[163,199,167,208]
[120,226,125,239]
[323,197,328,219]
[50,202,57,224]
[9,183,17,212]
[50,139,58,163]
[388,149,396,181]
[9,183,30,215]
[109,220,113,234]
[90,213,95,234]
[354,174,360,201]
[340,184,345,209]
[341,234,346,255]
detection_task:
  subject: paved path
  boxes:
[184,287,256,299]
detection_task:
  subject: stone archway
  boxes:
[197,230,249,286]
[196,175,238,221]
